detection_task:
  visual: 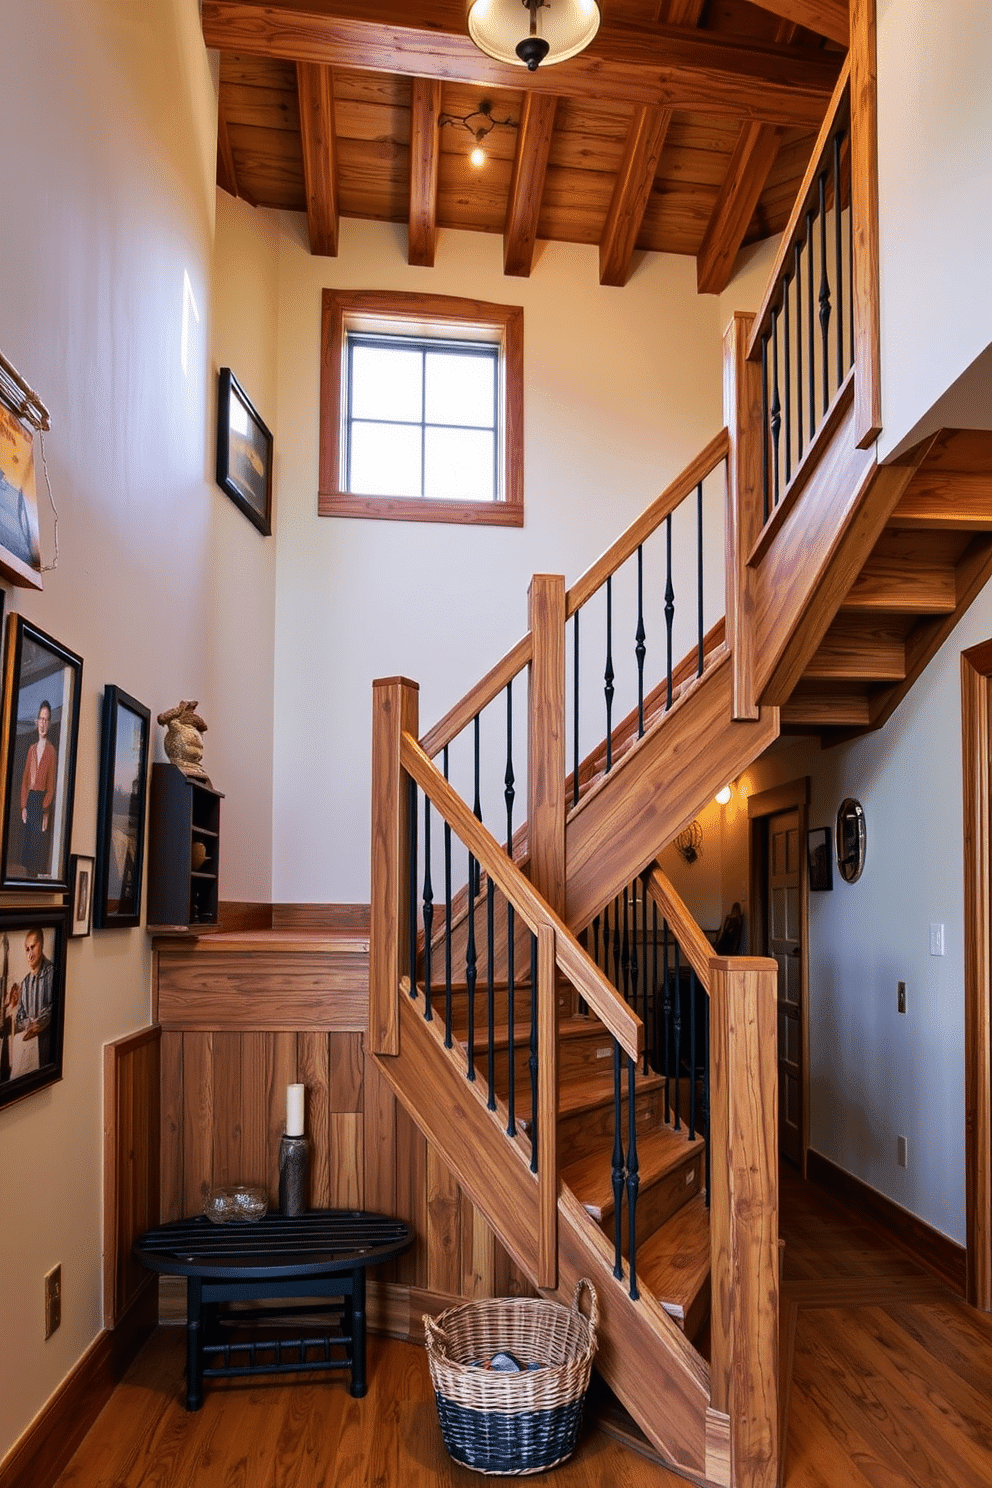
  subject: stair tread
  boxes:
[637,1193,711,1326]
[458,1014,603,1052]
[556,1066,665,1118]
[562,1124,704,1220]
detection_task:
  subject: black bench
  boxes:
[134,1209,412,1410]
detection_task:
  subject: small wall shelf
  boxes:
[147,763,224,931]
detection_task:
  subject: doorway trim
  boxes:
[748,776,810,1174]
[961,640,992,1311]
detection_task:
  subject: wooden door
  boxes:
[768,809,802,1167]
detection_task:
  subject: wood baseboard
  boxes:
[0,1283,157,1488]
[217,901,273,932]
[272,903,371,932]
[806,1149,966,1295]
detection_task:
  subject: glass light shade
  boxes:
[466,0,601,69]
[715,784,732,806]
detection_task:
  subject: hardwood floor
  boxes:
[53,1169,992,1487]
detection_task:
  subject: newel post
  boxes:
[723,311,763,723]
[370,677,420,1057]
[527,574,567,918]
[707,956,779,1488]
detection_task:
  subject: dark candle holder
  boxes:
[278,1133,309,1216]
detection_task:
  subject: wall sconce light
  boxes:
[674,820,702,865]
[465,0,601,72]
[439,100,516,167]
[715,784,732,806]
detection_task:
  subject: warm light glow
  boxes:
[465,0,601,69]
[470,145,486,167]
[715,785,732,806]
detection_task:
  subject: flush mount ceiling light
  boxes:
[439,100,517,167]
[466,0,601,72]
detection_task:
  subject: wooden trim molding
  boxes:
[103,1026,161,1328]
[318,289,524,527]
[0,1289,156,1488]
[807,1150,966,1296]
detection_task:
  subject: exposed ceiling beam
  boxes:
[503,93,557,279]
[409,78,442,268]
[599,107,672,288]
[296,61,339,255]
[216,99,239,199]
[742,0,850,49]
[201,2,843,128]
[695,120,783,294]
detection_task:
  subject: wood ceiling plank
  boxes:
[696,120,784,292]
[409,78,442,268]
[333,97,409,147]
[438,155,512,233]
[220,53,297,88]
[599,106,674,286]
[637,180,719,256]
[217,99,240,198]
[741,0,849,47]
[201,2,842,127]
[504,94,558,278]
[296,61,339,255]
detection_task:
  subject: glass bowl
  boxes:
[203,1184,268,1224]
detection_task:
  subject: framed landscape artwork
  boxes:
[216,368,272,536]
[94,687,151,929]
[0,909,68,1110]
[0,617,82,891]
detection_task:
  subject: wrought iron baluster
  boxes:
[665,515,675,709]
[784,273,792,486]
[626,1054,640,1301]
[529,934,539,1174]
[761,333,770,523]
[465,847,477,1082]
[621,886,630,1004]
[593,913,601,972]
[504,680,515,854]
[819,170,831,415]
[629,885,639,1021]
[612,894,622,990]
[635,546,646,737]
[689,966,697,1141]
[806,209,816,436]
[602,902,610,978]
[472,714,482,893]
[794,241,804,460]
[506,903,516,1137]
[696,480,704,676]
[651,901,659,1075]
[604,575,615,773]
[443,747,453,1048]
[834,130,844,384]
[486,879,496,1110]
[612,1040,625,1281]
[673,941,682,1132]
[770,306,781,507]
[662,918,672,1122]
[702,993,711,1208]
[642,880,650,1076]
[573,612,581,806]
[408,777,418,1000]
[422,794,434,1021]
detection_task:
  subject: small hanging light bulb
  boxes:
[470,144,486,167]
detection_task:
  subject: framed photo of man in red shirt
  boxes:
[0,616,82,891]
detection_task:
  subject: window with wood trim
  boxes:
[319,290,524,527]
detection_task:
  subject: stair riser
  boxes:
[603,1146,704,1255]
[487,1026,629,1094]
[557,1086,667,1167]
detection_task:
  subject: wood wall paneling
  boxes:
[103,1026,162,1329]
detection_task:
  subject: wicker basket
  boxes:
[424,1280,599,1476]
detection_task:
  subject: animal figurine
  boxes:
[157,700,210,784]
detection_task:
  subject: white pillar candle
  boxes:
[286,1083,305,1137]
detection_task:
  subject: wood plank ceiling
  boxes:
[203,0,848,294]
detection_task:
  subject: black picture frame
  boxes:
[0,616,82,891]
[69,853,94,937]
[216,368,272,536]
[0,909,68,1110]
[807,826,833,892]
[94,687,151,929]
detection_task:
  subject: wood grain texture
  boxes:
[850,0,881,446]
[961,642,992,1311]
[565,651,779,931]
[527,574,567,920]
[503,93,557,278]
[708,958,780,1488]
[599,105,673,287]
[643,865,713,990]
[744,0,849,46]
[201,3,843,127]
[103,1027,161,1329]
[154,945,368,1031]
[537,924,559,1289]
[295,60,338,255]
[723,312,762,719]
[408,77,441,267]
[887,471,992,529]
[697,120,783,295]
[370,676,420,1055]
[272,902,369,930]
[216,100,239,197]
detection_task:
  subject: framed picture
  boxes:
[69,854,94,937]
[0,404,43,589]
[0,617,82,891]
[807,826,833,892]
[216,368,272,536]
[0,910,68,1110]
[94,687,151,929]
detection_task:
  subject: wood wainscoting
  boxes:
[152,922,530,1333]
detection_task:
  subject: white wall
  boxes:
[0,0,277,1457]
[876,0,992,459]
[269,218,724,903]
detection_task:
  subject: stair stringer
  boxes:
[375,988,719,1484]
[565,649,780,933]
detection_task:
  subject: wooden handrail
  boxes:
[401,730,642,1060]
[566,429,730,618]
[420,632,533,759]
[747,58,851,359]
[643,864,714,992]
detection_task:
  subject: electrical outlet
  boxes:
[897,1136,908,1169]
[44,1264,61,1339]
[898,981,907,1014]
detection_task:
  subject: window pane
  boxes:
[350,344,422,422]
[350,421,422,496]
[424,350,495,428]
[425,427,495,502]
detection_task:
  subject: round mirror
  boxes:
[836,798,866,883]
